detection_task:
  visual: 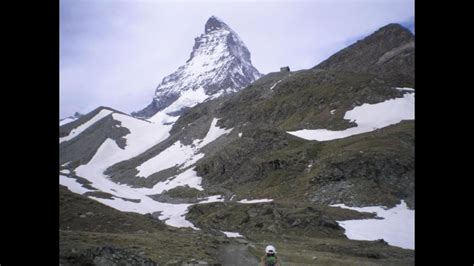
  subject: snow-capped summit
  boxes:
[205,15,227,33]
[133,16,262,119]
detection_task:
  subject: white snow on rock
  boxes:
[136,118,232,178]
[68,114,204,229]
[147,109,178,126]
[331,201,414,250]
[269,79,282,90]
[89,195,198,229]
[238,132,242,138]
[60,17,263,230]
[165,86,208,113]
[287,90,414,141]
[238,198,273,204]
[75,140,204,196]
[145,16,261,121]
[63,167,222,229]
[60,169,71,175]
[59,175,94,194]
[73,156,202,228]
[148,87,209,125]
[75,138,124,181]
[59,117,77,126]
[136,141,196,178]
[139,168,204,195]
[222,231,244,238]
[69,117,231,229]
[60,109,113,143]
[75,112,172,182]
[197,195,225,204]
[195,118,232,148]
[71,154,201,228]
[112,113,172,155]
[330,109,336,115]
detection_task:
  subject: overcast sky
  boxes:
[60,0,414,118]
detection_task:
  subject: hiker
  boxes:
[261,245,281,266]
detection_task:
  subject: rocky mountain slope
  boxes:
[313,23,414,87]
[60,184,414,265]
[60,21,415,265]
[59,185,221,265]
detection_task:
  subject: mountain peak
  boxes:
[205,16,228,33]
[133,16,261,119]
[365,23,413,43]
[313,22,414,87]
[376,23,412,34]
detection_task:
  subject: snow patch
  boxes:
[136,118,232,178]
[89,195,197,229]
[136,141,196,178]
[60,117,77,126]
[66,166,208,229]
[195,118,232,148]
[238,132,242,138]
[147,88,209,126]
[197,195,225,204]
[71,146,201,229]
[269,79,282,90]
[238,198,273,204]
[222,231,244,238]
[330,109,336,115]
[140,168,204,195]
[287,91,414,141]
[331,201,414,250]
[112,113,171,157]
[75,113,171,182]
[60,169,71,175]
[69,116,231,229]
[168,87,208,116]
[60,109,113,143]
[59,175,94,194]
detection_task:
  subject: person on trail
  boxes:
[261,245,281,266]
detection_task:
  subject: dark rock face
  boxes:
[314,23,414,87]
[133,16,261,119]
[310,150,414,208]
[186,202,377,238]
[205,16,226,33]
[195,128,296,185]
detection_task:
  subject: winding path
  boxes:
[218,244,259,266]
